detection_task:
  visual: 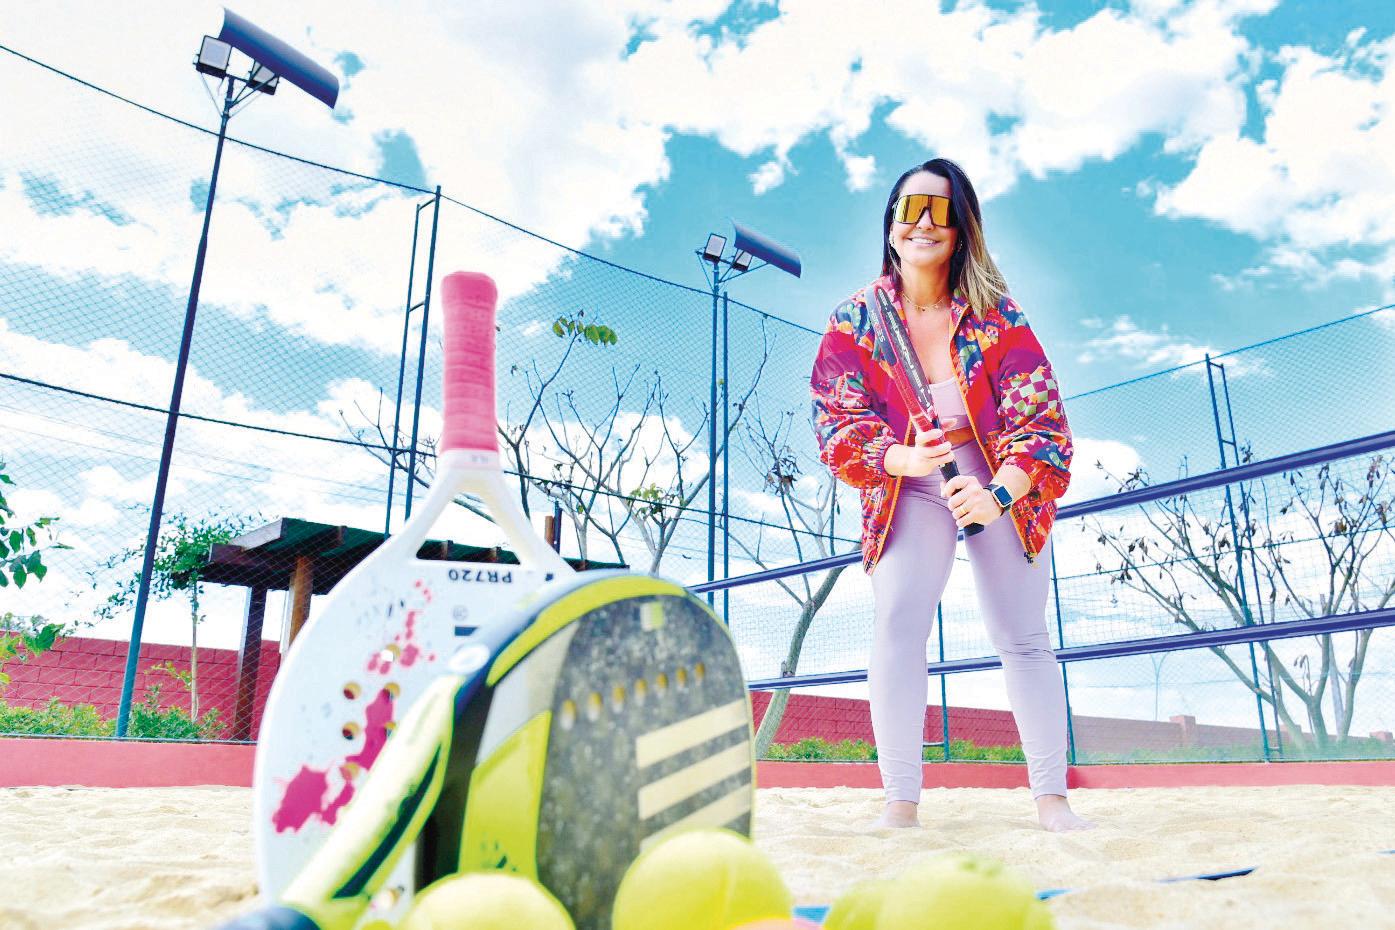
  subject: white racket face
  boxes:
[251,554,550,914]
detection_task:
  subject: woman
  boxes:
[809,158,1091,832]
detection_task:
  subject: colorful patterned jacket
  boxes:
[809,274,1072,572]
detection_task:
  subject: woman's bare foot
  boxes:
[872,800,921,829]
[1036,794,1094,832]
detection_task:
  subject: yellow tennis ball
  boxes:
[399,872,574,930]
[824,879,895,930]
[611,829,793,930]
[875,852,1053,930]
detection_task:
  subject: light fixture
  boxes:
[195,36,232,78]
[702,233,727,264]
[731,250,752,272]
[248,63,280,95]
[732,221,801,278]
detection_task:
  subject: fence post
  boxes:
[385,192,435,535]
[936,604,950,762]
[722,292,730,623]
[1050,546,1078,765]
[1205,355,1273,761]
[116,79,235,738]
[404,186,442,520]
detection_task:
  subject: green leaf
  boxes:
[0,573,8,588]
[8,531,20,551]
[551,321,565,338]
[12,566,25,589]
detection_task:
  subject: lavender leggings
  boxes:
[869,439,1069,801]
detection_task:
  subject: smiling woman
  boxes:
[810,157,1085,833]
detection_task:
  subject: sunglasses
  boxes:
[893,193,956,227]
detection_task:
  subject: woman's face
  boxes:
[889,171,959,276]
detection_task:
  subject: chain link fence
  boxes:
[2,44,1392,762]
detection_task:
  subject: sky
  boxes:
[1,0,1392,735]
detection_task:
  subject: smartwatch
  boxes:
[985,482,1014,512]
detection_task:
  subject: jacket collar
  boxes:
[875,274,972,330]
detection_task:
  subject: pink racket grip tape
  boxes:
[440,271,500,456]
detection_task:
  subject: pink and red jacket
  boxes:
[810,274,1072,572]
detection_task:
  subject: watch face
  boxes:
[991,484,1013,508]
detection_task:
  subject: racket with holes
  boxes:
[224,272,754,930]
[869,285,983,536]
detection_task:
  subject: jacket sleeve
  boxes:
[991,299,1072,502]
[810,301,898,490]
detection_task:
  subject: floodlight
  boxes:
[248,63,279,95]
[703,233,727,263]
[731,250,753,272]
[195,36,232,78]
[219,7,339,108]
[732,220,801,278]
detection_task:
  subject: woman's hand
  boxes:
[884,428,954,478]
[941,474,1005,529]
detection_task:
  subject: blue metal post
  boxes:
[1050,546,1078,765]
[1220,364,1285,756]
[116,79,235,738]
[722,292,730,623]
[937,603,950,762]
[706,279,718,606]
[385,198,431,535]
[1205,355,1272,761]
[404,186,442,519]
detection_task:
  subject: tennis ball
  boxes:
[875,852,1053,930]
[611,828,793,930]
[399,872,574,930]
[823,879,895,930]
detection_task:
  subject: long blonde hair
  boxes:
[881,158,1009,315]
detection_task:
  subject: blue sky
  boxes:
[1,1,1392,732]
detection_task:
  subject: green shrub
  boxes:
[0,685,226,741]
[940,739,1026,762]
[125,684,226,740]
[0,697,112,736]
[760,736,1028,763]
[762,737,877,761]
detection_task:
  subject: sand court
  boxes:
[2,784,1393,929]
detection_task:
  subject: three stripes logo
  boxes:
[634,698,753,851]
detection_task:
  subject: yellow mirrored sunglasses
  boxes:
[893,193,955,227]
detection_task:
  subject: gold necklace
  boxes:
[906,294,950,313]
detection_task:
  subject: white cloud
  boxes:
[1155,32,1395,290]
[1076,314,1266,376]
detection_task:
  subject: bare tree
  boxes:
[1090,451,1394,752]
[731,399,845,758]
[523,318,776,574]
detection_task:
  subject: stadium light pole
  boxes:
[116,10,339,738]
[694,222,801,617]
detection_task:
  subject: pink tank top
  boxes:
[928,376,967,427]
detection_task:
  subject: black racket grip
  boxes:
[939,461,985,537]
[213,906,320,930]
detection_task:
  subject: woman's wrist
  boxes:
[883,443,907,477]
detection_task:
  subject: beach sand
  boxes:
[1,784,1392,929]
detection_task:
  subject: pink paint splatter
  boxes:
[348,688,395,770]
[270,688,398,832]
[271,766,331,833]
[271,581,440,835]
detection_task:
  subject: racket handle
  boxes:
[440,271,500,456]
[939,461,985,537]
[212,905,319,930]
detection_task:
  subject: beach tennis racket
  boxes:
[227,272,754,930]
[869,285,983,537]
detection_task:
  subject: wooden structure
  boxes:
[197,517,624,739]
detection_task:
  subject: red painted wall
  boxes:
[8,637,1389,755]
[1,634,281,738]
